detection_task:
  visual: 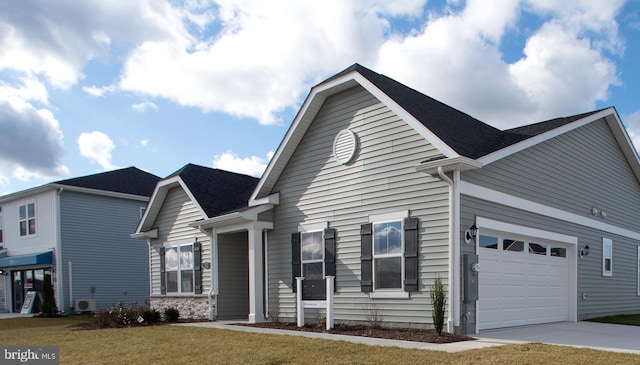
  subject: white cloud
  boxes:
[118,0,412,125]
[82,85,116,97]
[77,131,119,170]
[376,0,625,129]
[623,111,640,152]
[0,96,68,180]
[131,101,158,112]
[212,150,273,177]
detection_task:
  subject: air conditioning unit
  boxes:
[74,299,97,313]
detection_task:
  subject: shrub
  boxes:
[430,274,446,335]
[141,308,161,324]
[92,311,113,328]
[164,307,180,322]
[40,274,59,317]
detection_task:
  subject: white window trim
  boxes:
[18,202,37,238]
[369,210,408,294]
[602,238,613,277]
[164,242,195,294]
[300,230,324,267]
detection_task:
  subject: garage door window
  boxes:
[479,234,566,259]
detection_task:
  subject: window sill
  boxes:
[368,291,410,299]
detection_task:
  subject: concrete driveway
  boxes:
[478,321,640,354]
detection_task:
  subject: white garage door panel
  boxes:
[479,248,569,330]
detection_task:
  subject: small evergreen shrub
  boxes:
[164,307,180,322]
[430,274,446,335]
[141,308,161,324]
[40,274,59,317]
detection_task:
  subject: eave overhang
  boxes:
[415,156,483,176]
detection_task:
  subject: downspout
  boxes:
[55,187,65,312]
[437,167,460,332]
[146,239,152,298]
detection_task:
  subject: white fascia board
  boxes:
[135,177,181,233]
[248,192,279,207]
[461,181,640,240]
[479,108,615,165]
[605,111,640,184]
[189,205,274,231]
[249,76,359,205]
[415,156,482,176]
[249,69,460,205]
[130,227,158,240]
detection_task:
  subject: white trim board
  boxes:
[476,217,578,245]
[460,181,640,240]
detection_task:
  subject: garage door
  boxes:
[478,233,570,330]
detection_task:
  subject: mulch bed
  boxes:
[239,322,475,344]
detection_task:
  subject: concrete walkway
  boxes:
[478,321,640,355]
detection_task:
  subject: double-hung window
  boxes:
[360,212,419,295]
[301,231,324,300]
[291,226,336,301]
[602,238,612,277]
[373,221,403,289]
[161,241,202,294]
[19,203,36,236]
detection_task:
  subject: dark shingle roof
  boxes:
[55,167,161,197]
[332,64,606,159]
[167,164,259,217]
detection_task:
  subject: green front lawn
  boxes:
[587,313,640,326]
[1,316,639,364]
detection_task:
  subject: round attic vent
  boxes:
[333,129,358,165]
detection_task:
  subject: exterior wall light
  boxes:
[579,245,590,258]
[464,224,478,244]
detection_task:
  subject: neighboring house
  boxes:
[131,164,260,320]
[0,167,160,314]
[134,64,640,335]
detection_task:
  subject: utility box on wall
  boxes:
[463,253,479,301]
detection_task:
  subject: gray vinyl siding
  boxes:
[464,119,640,232]
[267,85,451,327]
[149,187,211,297]
[460,195,640,322]
[461,119,640,322]
[217,232,249,319]
[59,191,149,312]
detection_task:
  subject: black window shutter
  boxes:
[193,241,202,294]
[404,217,419,292]
[159,247,166,295]
[324,228,337,292]
[291,232,301,292]
[360,223,373,292]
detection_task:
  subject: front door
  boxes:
[12,269,48,313]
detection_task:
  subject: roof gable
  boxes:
[136,164,259,233]
[250,64,640,203]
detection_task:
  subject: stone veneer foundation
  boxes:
[150,296,213,319]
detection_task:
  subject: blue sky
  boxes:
[1,0,639,194]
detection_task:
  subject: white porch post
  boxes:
[248,228,264,323]
[296,277,304,327]
[326,276,334,330]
